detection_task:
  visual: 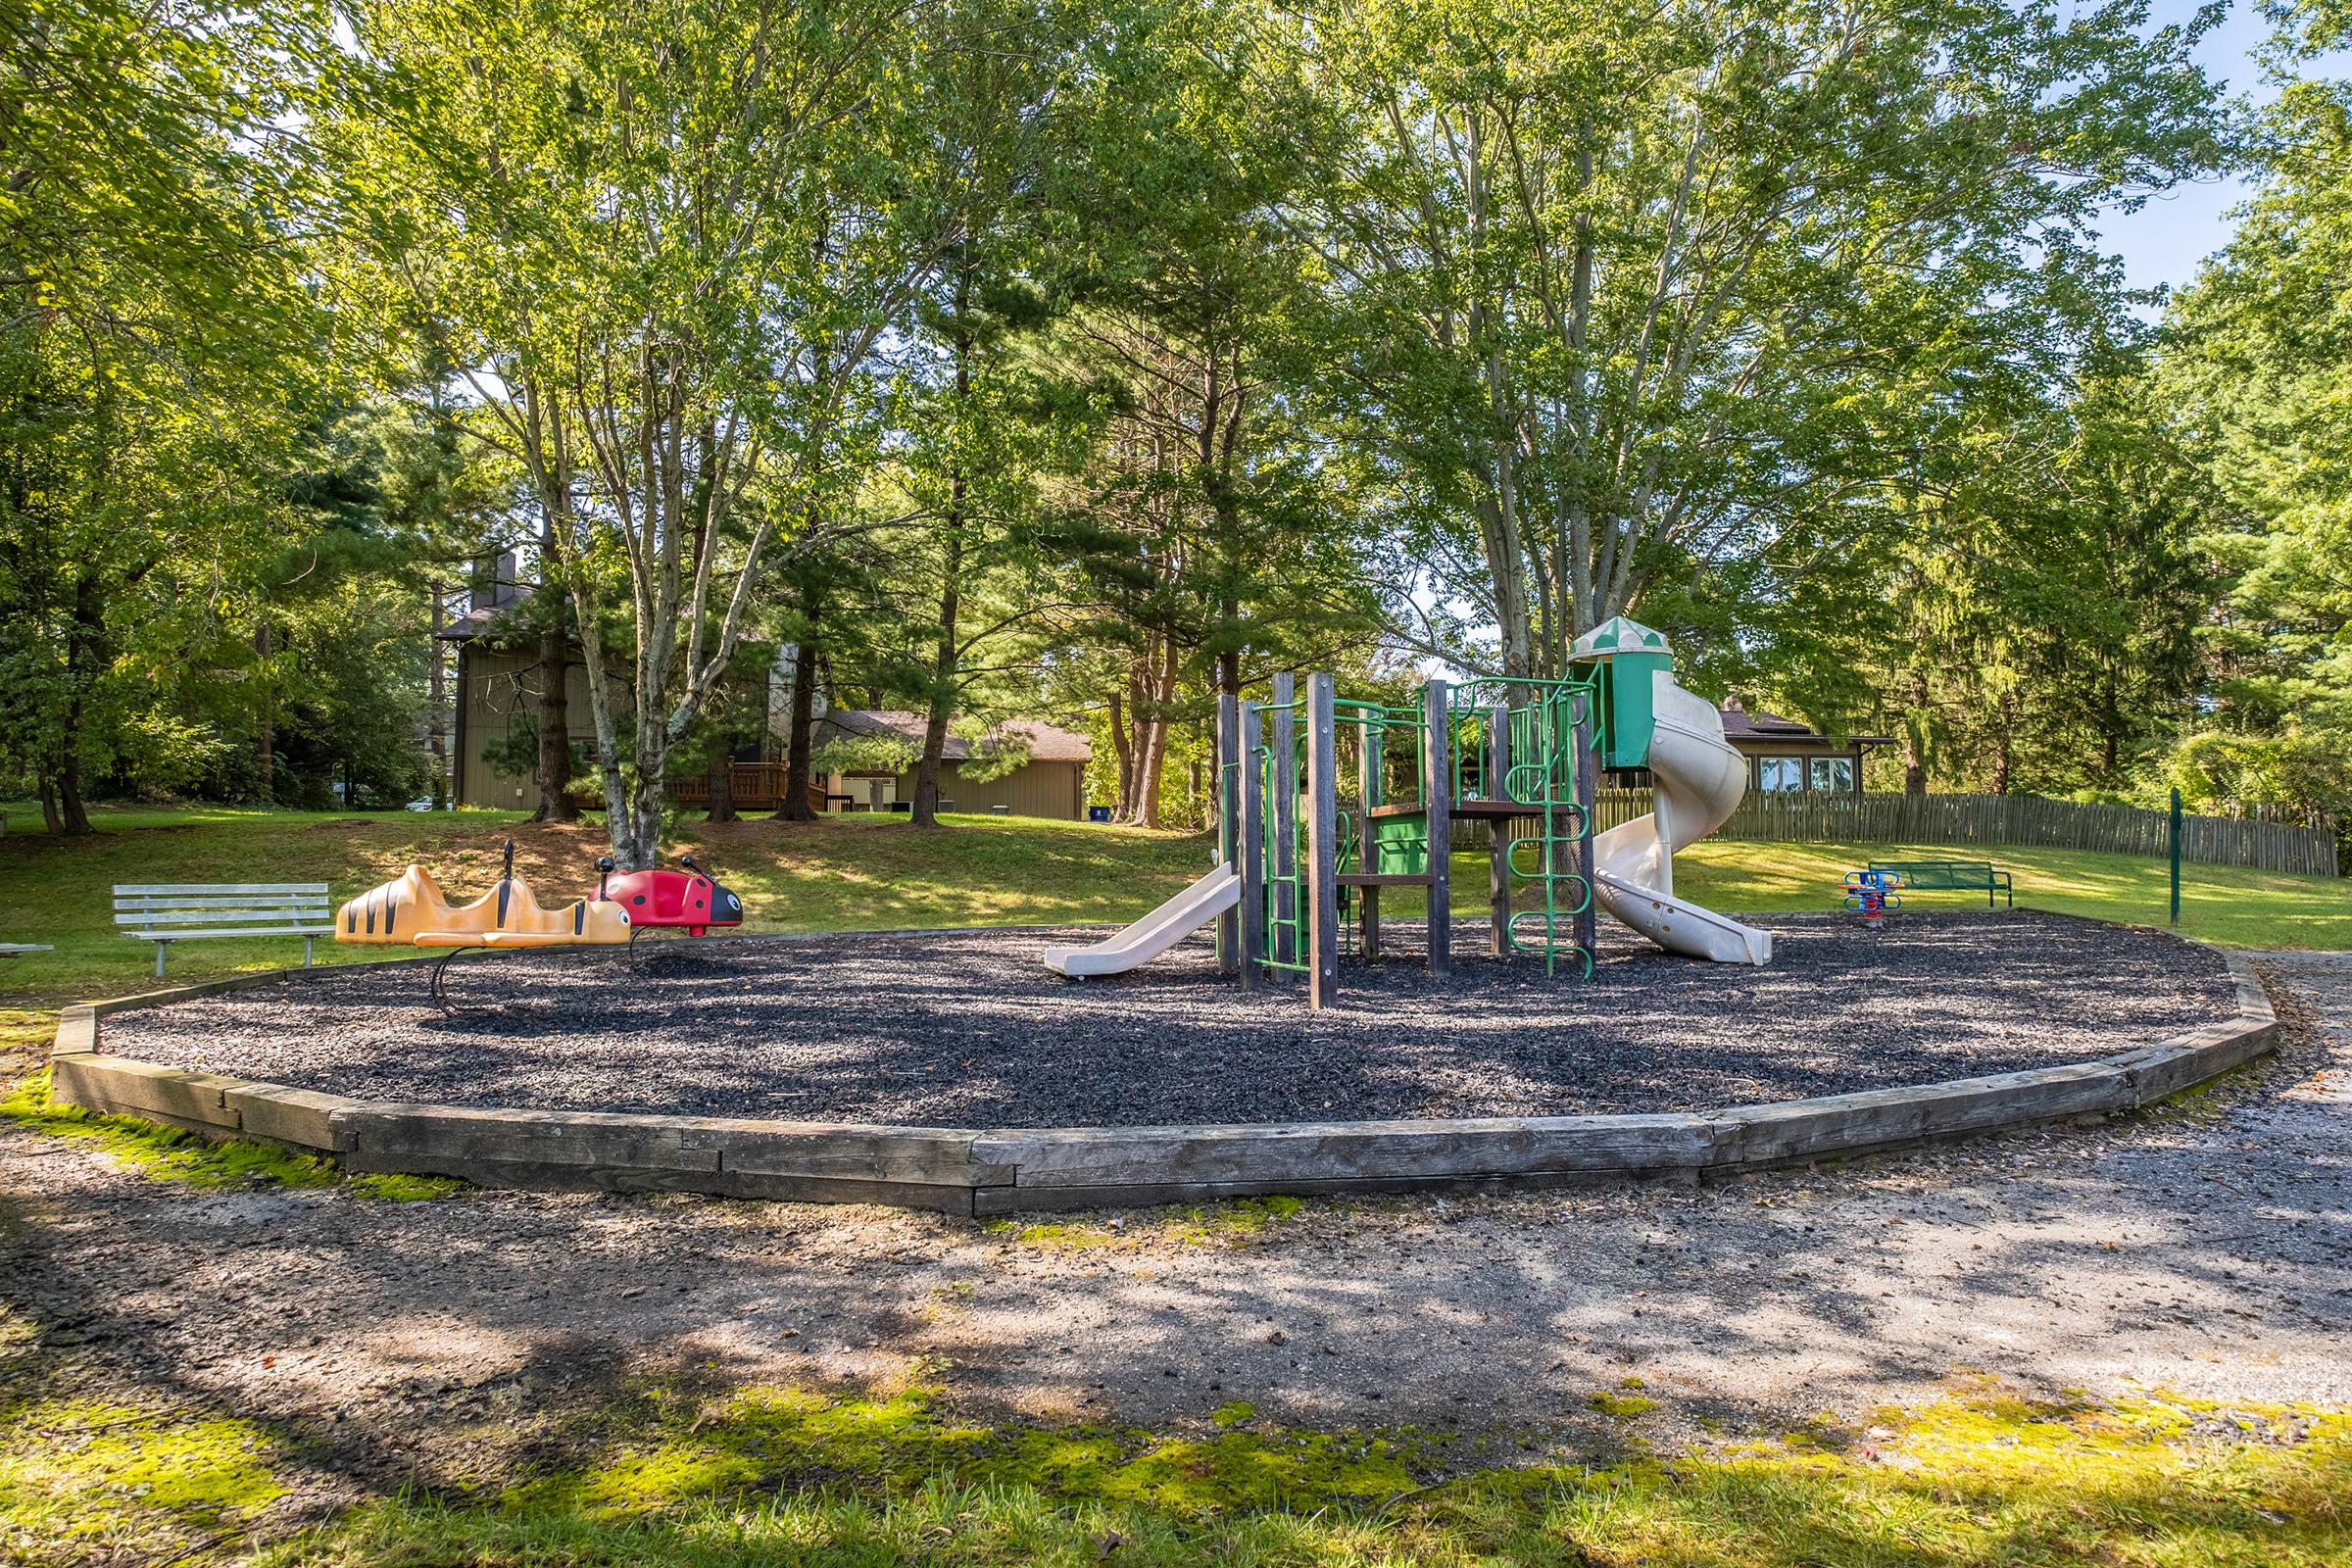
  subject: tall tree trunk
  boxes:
[57,574,99,834]
[427,579,449,810]
[57,744,90,833]
[706,742,736,823]
[1991,689,2017,795]
[1902,671,1929,796]
[1136,716,1169,829]
[776,607,819,822]
[1133,636,1177,827]
[37,780,60,836]
[1107,687,1133,817]
[912,269,973,831]
[253,621,275,803]
[2099,667,2121,781]
[912,513,960,827]
[532,623,576,822]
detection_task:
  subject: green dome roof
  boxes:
[1570,616,1672,659]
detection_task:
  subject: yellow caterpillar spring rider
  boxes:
[337,839,630,1006]
[339,839,747,1006]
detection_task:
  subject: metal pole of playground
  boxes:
[2170,786,2182,927]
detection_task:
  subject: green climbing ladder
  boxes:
[1451,677,1599,978]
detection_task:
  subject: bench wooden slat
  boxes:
[113,883,329,897]
[115,909,330,927]
[122,926,332,943]
[112,893,331,906]
[115,894,330,909]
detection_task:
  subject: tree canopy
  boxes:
[5,0,2343,854]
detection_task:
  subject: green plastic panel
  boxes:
[1602,654,1668,768]
[1371,812,1429,876]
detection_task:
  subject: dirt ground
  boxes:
[3,956,2347,1532]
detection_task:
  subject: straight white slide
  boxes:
[1589,669,1773,965]
[1044,866,1242,978]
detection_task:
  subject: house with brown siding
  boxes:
[1717,700,1893,794]
[440,589,1092,818]
[809,710,1092,819]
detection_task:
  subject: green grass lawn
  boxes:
[4,1347,2344,1568]
[0,801,2343,1005]
[1672,838,2352,950]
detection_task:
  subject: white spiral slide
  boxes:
[1044,865,1241,978]
[1591,670,1773,965]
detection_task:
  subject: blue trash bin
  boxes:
[1087,805,1112,823]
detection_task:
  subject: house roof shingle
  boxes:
[1717,704,1820,740]
[819,710,1092,763]
[1716,702,1892,748]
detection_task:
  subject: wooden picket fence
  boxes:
[1452,790,2340,876]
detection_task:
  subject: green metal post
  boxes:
[1215,693,1239,972]
[1239,699,1265,987]
[1424,680,1450,978]
[1270,673,1298,968]
[2170,786,2182,927]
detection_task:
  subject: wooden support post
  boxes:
[1306,673,1339,1009]
[1423,680,1450,977]
[1238,699,1265,988]
[1215,693,1240,974]
[1358,714,1382,959]
[1488,701,1510,956]
[1270,673,1298,969]
[1575,691,1597,961]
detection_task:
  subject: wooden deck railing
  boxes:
[668,763,826,816]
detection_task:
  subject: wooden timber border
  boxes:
[46,937,2278,1215]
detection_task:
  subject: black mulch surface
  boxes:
[95,910,2238,1128]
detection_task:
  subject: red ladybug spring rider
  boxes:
[595,853,744,954]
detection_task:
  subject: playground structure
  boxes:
[1045,617,1771,1005]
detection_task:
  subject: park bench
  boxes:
[0,945,52,958]
[1868,859,2013,908]
[114,884,333,978]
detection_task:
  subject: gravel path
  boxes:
[4,945,2340,1544]
[99,911,2231,1125]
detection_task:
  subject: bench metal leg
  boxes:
[154,942,167,979]
[303,936,315,967]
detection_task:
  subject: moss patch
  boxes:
[3,1069,466,1200]
[0,1367,2322,1568]
[3,1069,340,1191]
[502,1384,1424,1521]
[0,1397,283,1561]
[344,1170,469,1200]
[234,1376,2352,1566]
[987,1196,1312,1252]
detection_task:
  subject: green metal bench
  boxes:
[1869,860,2013,908]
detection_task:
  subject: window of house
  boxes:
[1810,757,1855,793]
[1757,757,1808,793]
